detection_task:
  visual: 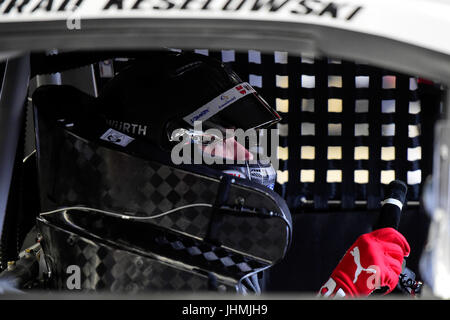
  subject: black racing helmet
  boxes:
[95,51,281,149]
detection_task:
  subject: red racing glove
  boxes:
[318,228,410,298]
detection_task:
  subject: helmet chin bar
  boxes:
[32,84,292,293]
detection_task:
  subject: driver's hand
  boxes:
[318,228,410,298]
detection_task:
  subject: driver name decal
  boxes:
[0,0,363,21]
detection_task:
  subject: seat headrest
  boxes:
[32,85,97,123]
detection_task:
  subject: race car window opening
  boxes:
[0,47,444,297]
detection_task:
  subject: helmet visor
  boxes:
[182,82,281,132]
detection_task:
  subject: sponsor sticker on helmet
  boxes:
[100,128,135,147]
[183,82,256,125]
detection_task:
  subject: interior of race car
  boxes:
[0,48,445,296]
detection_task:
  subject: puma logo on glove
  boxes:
[350,246,378,283]
[318,228,410,298]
